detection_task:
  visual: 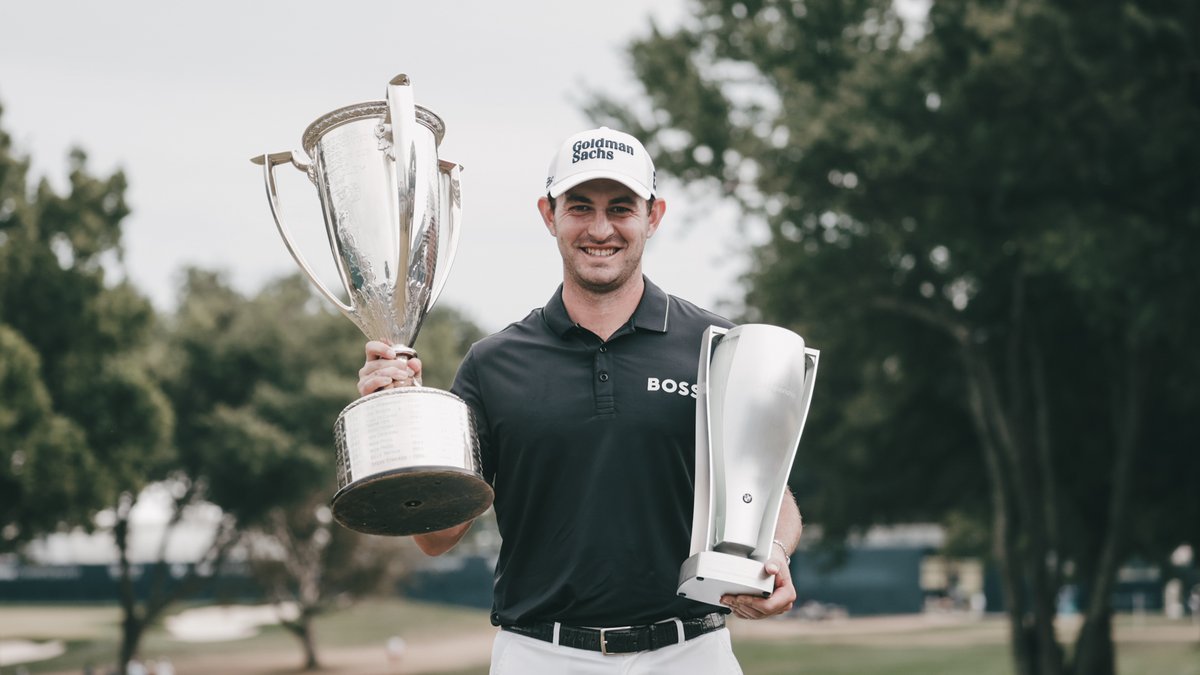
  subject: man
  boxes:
[358,127,801,673]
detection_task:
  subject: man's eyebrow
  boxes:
[562,192,637,206]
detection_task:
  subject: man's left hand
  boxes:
[719,549,796,620]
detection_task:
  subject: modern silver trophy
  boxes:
[251,74,493,536]
[677,324,819,606]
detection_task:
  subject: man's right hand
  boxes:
[357,340,424,396]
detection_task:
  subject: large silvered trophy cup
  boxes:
[251,75,493,536]
[677,325,819,606]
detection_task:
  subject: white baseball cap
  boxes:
[545,126,656,200]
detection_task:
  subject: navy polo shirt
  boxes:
[450,277,734,627]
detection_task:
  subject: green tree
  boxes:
[0,106,172,550]
[593,2,1200,674]
[0,104,181,671]
[162,269,484,669]
[0,325,96,539]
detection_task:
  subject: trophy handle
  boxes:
[688,325,729,557]
[252,151,356,318]
[428,160,463,311]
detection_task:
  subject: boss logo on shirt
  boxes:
[647,377,699,398]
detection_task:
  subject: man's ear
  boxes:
[647,197,666,238]
[538,196,556,236]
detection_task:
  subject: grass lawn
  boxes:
[2,601,1196,675]
[2,598,493,674]
[409,636,1200,675]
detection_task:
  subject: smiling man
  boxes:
[358,127,802,674]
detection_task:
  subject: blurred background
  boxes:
[1,1,1197,674]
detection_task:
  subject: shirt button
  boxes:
[598,371,610,382]
[599,346,607,353]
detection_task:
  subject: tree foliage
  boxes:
[0,104,172,549]
[161,269,484,668]
[594,2,1200,674]
[0,325,96,539]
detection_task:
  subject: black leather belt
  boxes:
[501,612,726,655]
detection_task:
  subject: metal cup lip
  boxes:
[301,100,446,155]
[336,385,468,419]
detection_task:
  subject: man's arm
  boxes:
[413,521,474,556]
[721,487,801,619]
[771,486,803,558]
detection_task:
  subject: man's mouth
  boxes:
[582,247,619,257]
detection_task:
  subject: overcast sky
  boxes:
[0,0,756,335]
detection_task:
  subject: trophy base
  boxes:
[676,551,774,608]
[333,387,493,536]
[331,466,493,536]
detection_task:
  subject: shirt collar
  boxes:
[630,277,671,333]
[542,276,672,337]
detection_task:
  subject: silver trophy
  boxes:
[251,74,493,536]
[677,324,819,606]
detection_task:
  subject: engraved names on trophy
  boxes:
[341,392,473,478]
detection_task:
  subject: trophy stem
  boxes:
[389,344,421,386]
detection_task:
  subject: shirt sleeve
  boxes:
[450,348,495,485]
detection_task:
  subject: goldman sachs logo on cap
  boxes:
[572,136,637,163]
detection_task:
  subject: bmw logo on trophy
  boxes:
[251,74,493,536]
[678,324,819,606]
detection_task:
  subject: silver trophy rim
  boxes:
[336,385,467,417]
[301,100,446,154]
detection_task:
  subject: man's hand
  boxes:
[720,549,796,620]
[357,340,423,396]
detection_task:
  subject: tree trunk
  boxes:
[963,349,1033,675]
[1072,603,1116,675]
[113,487,240,674]
[284,618,321,670]
[1069,348,1143,675]
[961,338,1065,675]
[300,622,319,671]
[114,495,146,672]
[886,297,1084,675]
[119,612,146,673]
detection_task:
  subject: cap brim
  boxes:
[548,170,653,200]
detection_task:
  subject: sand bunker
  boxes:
[0,639,66,666]
[165,603,298,642]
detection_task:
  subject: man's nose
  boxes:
[587,211,615,239]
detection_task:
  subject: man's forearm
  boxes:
[773,487,802,555]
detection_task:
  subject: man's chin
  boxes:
[571,270,636,295]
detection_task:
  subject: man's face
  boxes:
[538,179,664,296]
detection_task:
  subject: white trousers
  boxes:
[489,627,744,675]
